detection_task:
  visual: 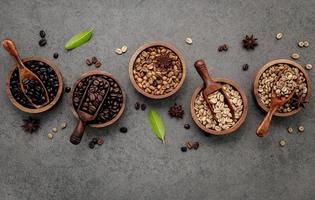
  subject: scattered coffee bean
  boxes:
[39,30,46,38]
[218,44,228,52]
[53,53,59,59]
[97,138,104,145]
[120,127,128,133]
[115,48,123,55]
[141,104,146,111]
[86,58,93,66]
[291,53,300,60]
[287,127,293,134]
[276,33,283,40]
[184,124,190,129]
[92,138,98,144]
[89,141,95,149]
[61,122,67,129]
[193,142,199,150]
[305,64,312,70]
[48,133,53,139]
[91,57,98,64]
[279,140,286,147]
[185,37,193,45]
[298,125,304,132]
[52,127,58,133]
[303,41,309,47]
[135,102,140,110]
[65,87,71,93]
[95,61,102,68]
[186,141,193,149]
[242,64,249,71]
[121,45,128,53]
[181,146,187,152]
[298,41,304,48]
[39,38,47,47]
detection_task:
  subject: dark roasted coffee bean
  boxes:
[181,146,187,152]
[92,138,98,144]
[91,57,98,64]
[242,64,249,71]
[86,58,92,66]
[39,38,47,47]
[89,141,95,149]
[97,138,104,145]
[95,61,102,68]
[53,53,59,59]
[141,104,146,111]
[120,127,128,133]
[135,102,140,110]
[193,142,199,150]
[184,124,190,129]
[65,87,71,93]
[39,30,46,38]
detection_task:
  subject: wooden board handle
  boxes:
[256,106,277,137]
[70,120,86,145]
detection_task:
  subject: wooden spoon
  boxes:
[2,39,49,108]
[256,70,294,137]
[194,59,235,121]
[70,78,110,145]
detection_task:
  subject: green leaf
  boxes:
[148,110,165,143]
[64,28,93,50]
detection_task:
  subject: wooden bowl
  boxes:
[128,41,186,99]
[190,78,248,135]
[253,59,312,117]
[70,70,126,128]
[5,56,64,113]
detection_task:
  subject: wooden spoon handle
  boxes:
[2,39,24,69]
[70,120,86,145]
[194,59,214,85]
[256,106,278,137]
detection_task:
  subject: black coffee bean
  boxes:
[193,142,199,150]
[39,38,47,47]
[141,104,146,111]
[53,53,59,59]
[92,138,98,144]
[120,127,128,133]
[242,64,249,71]
[184,124,190,129]
[181,147,187,152]
[135,102,140,110]
[86,59,92,66]
[39,30,46,38]
[89,141,95,149]
[91,57,98,64]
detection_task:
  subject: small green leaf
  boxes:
[64,28,93,50]
[148,110,165,143]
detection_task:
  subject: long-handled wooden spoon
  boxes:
[256,70,294,137]
[194,59,235,121]
[2,39,49,108]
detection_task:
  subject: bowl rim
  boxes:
[128,41,186,99]
[190,78,248,135]
[69,70,126,128]
[5,56,64,113]
[253,59,312,117]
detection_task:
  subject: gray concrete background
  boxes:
[0,0,314,199]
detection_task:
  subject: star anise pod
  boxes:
[243,34,258,50]
[169,103,184,119]
[290,94,308,109]
[156,53,172,69]
[21,116,40,133]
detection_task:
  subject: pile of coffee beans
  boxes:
[73,74,124,124]
[10,60,60,109]
[77,77,110,115]
[22,78,47,105]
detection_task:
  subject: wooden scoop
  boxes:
[2,39,49,108]
[256,70,294,137]
[194,59,235,121]
[70,78,110,145]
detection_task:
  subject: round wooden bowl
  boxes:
[253,59,312,117]
[190,78,248,135]
[70,70,126,128]
[128,41,186,99]
[5,56,64,113]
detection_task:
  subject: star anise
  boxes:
[21,116,40,133]
[169,103,184,119]
[243,34,258,50]
[290,94,308,109]
[156,53,172,69]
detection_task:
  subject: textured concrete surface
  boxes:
[0,0,314,199]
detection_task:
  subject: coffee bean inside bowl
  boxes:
[9,60,60,109]
[194,84,244,131]
[132,46,183,96]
